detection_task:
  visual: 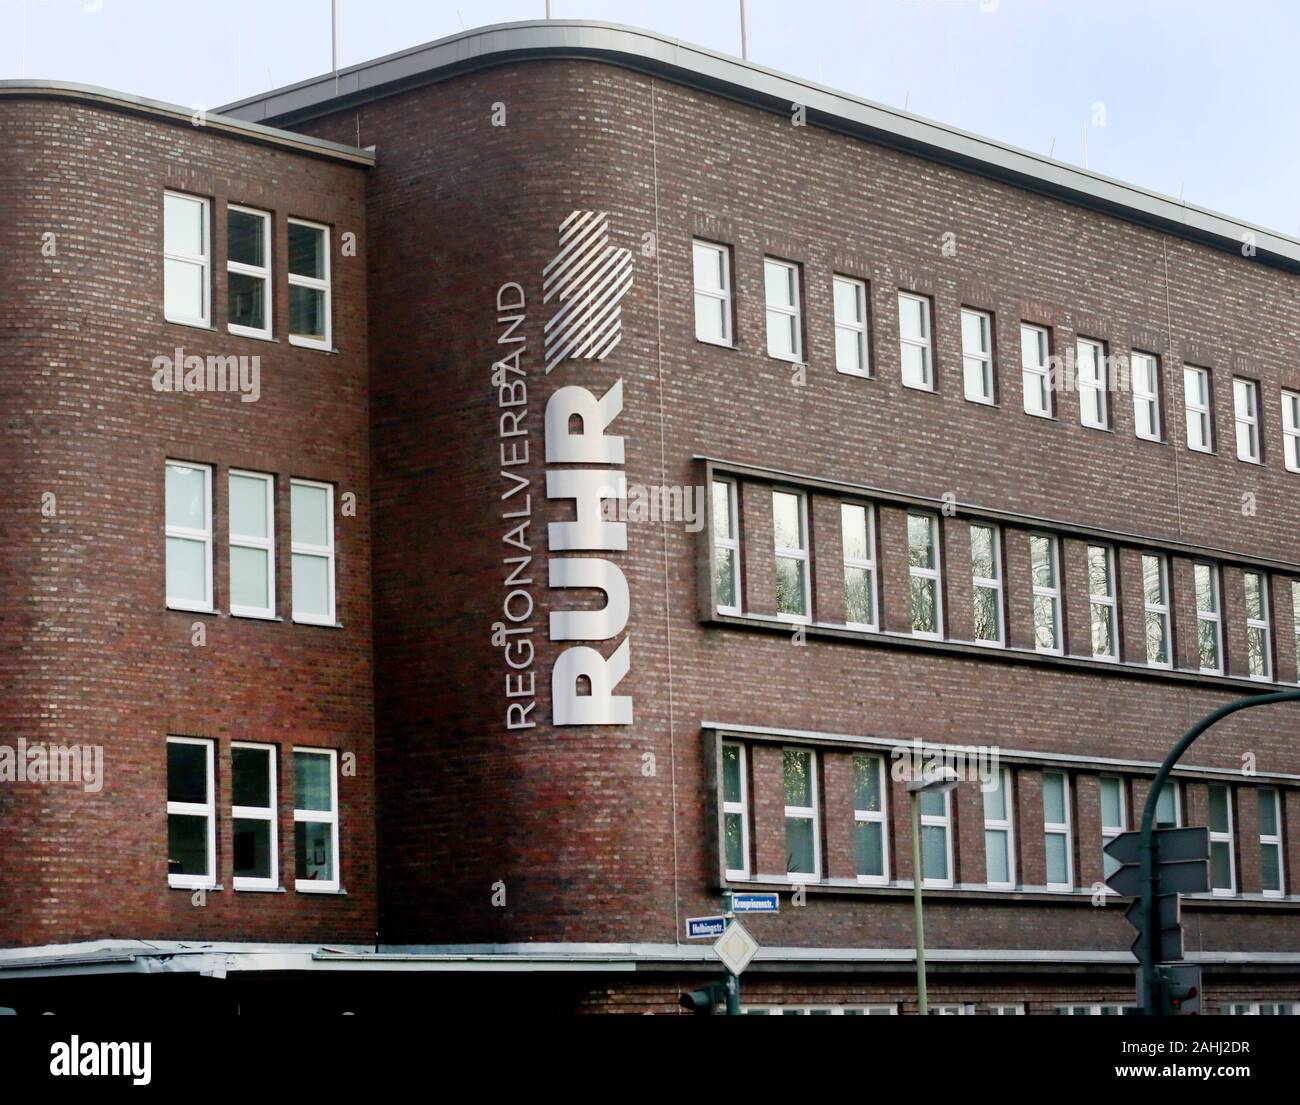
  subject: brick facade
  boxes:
[4,24,1300,1012]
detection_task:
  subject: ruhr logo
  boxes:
[542,210,634,373]
[543,211,635,727]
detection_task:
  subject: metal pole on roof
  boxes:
[332,0,340,93]
[739,0,748,60]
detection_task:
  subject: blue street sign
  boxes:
[731,892,779,913]
[686,915,727,939]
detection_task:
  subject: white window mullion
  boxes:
[294,747,340,892]
[1131,351,1162,441]
[1021,323,1052,417]
[764,258,802,363]
[287,218,332,350]
[291,479,336,625]
[1088,544,1117,660]
[227,205,272,339]
[1043,771,1073,889]
[163,191,210,327]
[1209,783,1236,895]
[1234,377,1261,462]
[165,460,213,612]
[898,292,933,390]
[1142,553,1172,669]
[1260,787,1284,898]
[166,736,215,890]
[783,748,820,881]
[841,502,877,630]
[833,275,869,376]
[692,240,732,346]
[232,742,278,890]
[1030,534,1061,654]
[853,753,888,884]
[1184,365,1213,452]
[1282,391,1300,472]
[722,742,749,879]
[908,513,943,639]
[970,523,1002,645]
[712,478,741,615]
[773,490,810,623]
[1077,337,1108,429]
[1244,571,1272,681]
[229,470,275,619]
[1195,563,1223,674]
[961,308,994,404]
[983,767,1015,889]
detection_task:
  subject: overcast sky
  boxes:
[4,0,1296,235]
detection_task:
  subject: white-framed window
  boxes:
[1226,1002,1300,1015]
[1056,1004,1132,1016]
[294,747,340,892]
[853,753,888,884]
[743,1005,898,1015]
[1184,365,1213,452]
[1020,323,1052,417]
[1209,783,1235,895]
[1088,544,1118,661]
[1293,580,1300,680]
[764,258,802,362]
[1245,570,1271,681]
[841,502,877,630]
[166,736,215,889]
[833,275,869,376]
[692,239,732,346]
[1077,337,1108,429]
[783,747,819,880]
[1043,771,1073,889]
[989,1004,1026,1015]
[1260,787,1284,897]
[232,742,278,890]
[898,292,933,390]
[919,786,953,888]
[1131,351,1162,441]
[1154,780,1182,828]
[712,478,741,615]
[163,191,210,327]
[961,308,994,404]
[970,523,1003,646]
[983,767,1015,889]
[287,218,331,349]
[722,742,749,879]
[1030,534,1061,654]
[1234,377,1262,463]
[1142,553,1171,668]
[165,459,213,613]
[228,470,275,619]
[1283,391,1300,472]
[290,479,336,625]
[929,1004,975,1016]
[1100,776,1126,884]
[908,513,943,638]
[227,204,272,339]
[772,490,810,623]
[1195,563,1223,674]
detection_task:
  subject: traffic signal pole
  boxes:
[1138,689,1300,1014]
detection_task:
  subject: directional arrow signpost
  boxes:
[1104,827,1209,900]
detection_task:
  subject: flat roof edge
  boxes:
[221,19,1300,271]
[0,80,374,166]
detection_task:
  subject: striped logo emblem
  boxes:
[542,211,634,374]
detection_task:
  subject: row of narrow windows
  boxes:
[712,477,1291,681]
[722,743,1285,899]
[693,239,1300,470]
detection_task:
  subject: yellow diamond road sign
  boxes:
[713,919,759,975]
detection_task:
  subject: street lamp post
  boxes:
[907,766,960,1016]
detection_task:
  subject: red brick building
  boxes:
[3,20,1300,1015]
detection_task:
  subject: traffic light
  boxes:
[1157,965,1201,1015]
[679,982,728,1014]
